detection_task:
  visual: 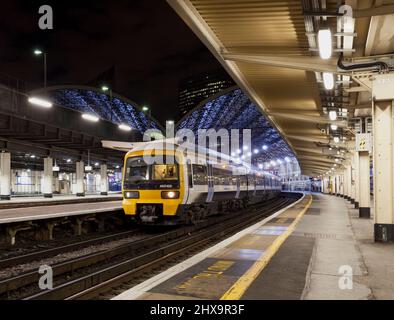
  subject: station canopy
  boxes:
[168,0,394,177]
[177,88,295,163]
[42,85,162,134]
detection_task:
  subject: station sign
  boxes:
[355,133,372,152]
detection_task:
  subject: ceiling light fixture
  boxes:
[318,28,332,59]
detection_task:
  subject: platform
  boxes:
[0,193,122,210]
[114,193,394,300]
[0,200,123,224]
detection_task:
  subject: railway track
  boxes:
[0,193,300,300]
[0,229,145,269]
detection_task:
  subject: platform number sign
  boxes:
[356,133,371,152]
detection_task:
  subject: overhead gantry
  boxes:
[168,0,394,242]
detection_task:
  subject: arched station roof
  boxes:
[32,85,163,134]
[177,88,295,163]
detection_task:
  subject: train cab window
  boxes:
[125,157,149,182]
[192,164,207,185]
[152,164,178,180]
[124,156,180,189]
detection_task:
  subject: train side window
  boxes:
[239,175,247,187]
[192,164,207,185]
[212,167,232,186]
[256,174,263,186]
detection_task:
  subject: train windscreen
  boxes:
[124,156,180,189]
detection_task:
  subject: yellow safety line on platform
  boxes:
[220,194,313,300]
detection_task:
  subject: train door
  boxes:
[235,175,241,199]
[206,164,214,202]
[252,174,257,197]
[246,174,253,198]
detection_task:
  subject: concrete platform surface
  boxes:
[113,193,394,300]
[0,201,123,224]
[113,194,312,300]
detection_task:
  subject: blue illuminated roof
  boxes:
[43,86,162,134]
[177,88,294,162]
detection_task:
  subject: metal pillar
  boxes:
[0,152,11,200]
[350,153,356,204]
[343,167,349,199]
[76,161,85,197]
[34,171,40,194]
[331,175,336,195]
[358,151,371,218]
[339,172,344,197]
[372,74,394,241]
[354,151,360,209]
[53,173,60,194]
[347,164,352,201]
[100,164,109,196]
[42,157,53,198]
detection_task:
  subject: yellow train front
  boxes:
[122,142,281,225]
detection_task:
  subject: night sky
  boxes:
[0,0,223,123]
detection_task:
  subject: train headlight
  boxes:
[124,191,139,199]
[161,191,180,199]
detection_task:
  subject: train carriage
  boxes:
[121,140,281,225]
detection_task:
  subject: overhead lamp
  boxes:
[317,28,332,59]
[285,157,291,163]
[334,137,340,143]
[247,152,252,157]
[101,85,109,92]
[66,159,72,163]
[335,158,339,162]
[118,124,132,131]
[28,97,53,108]
[329,110,337,121]
[330,124,338,131]
[82,113,99,122]
[243,145,248,151]
[258,164,263,169]
[253,149,259,154]
[142,106,149,112]
[236,149,242,155]
[262,145,268,151]
[34,49,43,55]
[323,72,334,90]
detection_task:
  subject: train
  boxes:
[121,140,282,225]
